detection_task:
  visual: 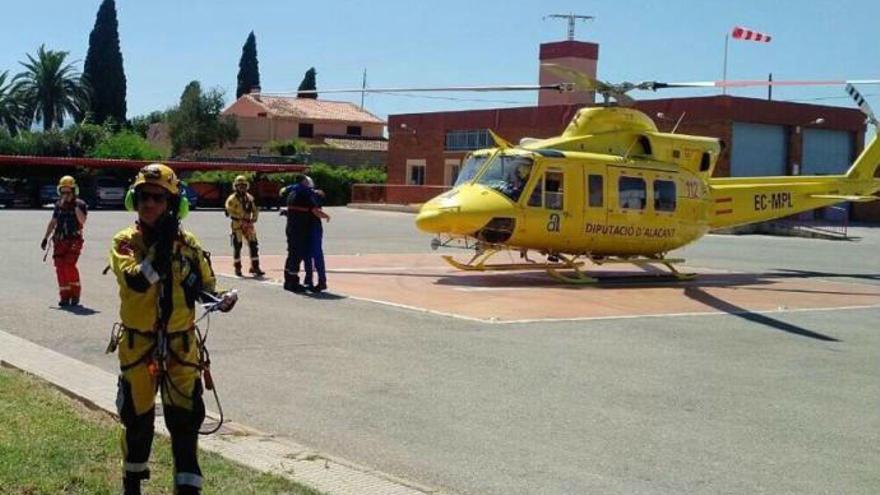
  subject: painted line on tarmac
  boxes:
[218,272,493,324]
[489,303,880,325]
[218,273,880,326]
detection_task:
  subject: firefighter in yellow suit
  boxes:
[224,175,264,277]
[110,164,237,495]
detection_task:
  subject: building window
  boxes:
[298,123,314,138]
[445,129,492,151]
[588,174,603,207]
[257,112,267,117]
[406,159,426,185]
[619,176,646,210]
[346,125,362,136]
[653,180,676,212]
[445,159,462,186]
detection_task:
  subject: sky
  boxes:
[1,0,879,124]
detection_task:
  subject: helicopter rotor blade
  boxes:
[647,79,880,90]
[265,84,571,96]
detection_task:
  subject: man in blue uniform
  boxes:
[283,176,315,292]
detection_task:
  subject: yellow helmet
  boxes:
[233,175,249,189]
[57,175,78,194]
[132,163,179,195]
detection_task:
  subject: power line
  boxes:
[366,92,532,105]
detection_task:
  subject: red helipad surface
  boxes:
[213,253,880,323]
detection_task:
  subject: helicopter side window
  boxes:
[544,171,564,210]
[588,174,603,207]
[618,176,646,210]
[654,180,677,212]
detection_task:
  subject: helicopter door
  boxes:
[523,166,580,250]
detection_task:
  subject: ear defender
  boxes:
[124,188,136,211]
[56,185,80,195]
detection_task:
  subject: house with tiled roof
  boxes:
[222,91,387,157]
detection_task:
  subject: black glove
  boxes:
[40,238,48,250]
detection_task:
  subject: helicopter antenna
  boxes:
[544,13,595,41]
[671,112,687,134]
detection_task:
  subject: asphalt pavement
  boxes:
[1,206,878,495]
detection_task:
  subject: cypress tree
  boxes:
[83,0,127,124]
[236,31,260,99]
[297,67,318,99]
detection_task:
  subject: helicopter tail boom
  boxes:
[708,136,880,229]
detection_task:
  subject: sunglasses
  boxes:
[60,190,74,196]
[138,190,169,203]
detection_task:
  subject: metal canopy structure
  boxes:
[0,155,307,173]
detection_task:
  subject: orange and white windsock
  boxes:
[731,26,772,42]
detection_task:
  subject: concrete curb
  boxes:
[0,330,450,495]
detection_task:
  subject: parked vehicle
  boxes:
[0,183,14,208]
[180,182,198,210]
[38,183,59,206]
[93,176,127,209]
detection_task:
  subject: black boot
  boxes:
[234,261,243,277]
[249,259,265,277]
[175,485,200,495]
[122,478,142,495]
[283,273,304,293]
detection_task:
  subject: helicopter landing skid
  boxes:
[441,251,584,272]
[542,254,698,284]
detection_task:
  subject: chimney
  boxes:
[249,86,262,101]
[538,41,599,106]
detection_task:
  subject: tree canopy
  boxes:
[14,45,88,131]
[167,81,238,155]
[236,31,260,99]
[297,67,317,99]
[83,0,127,125]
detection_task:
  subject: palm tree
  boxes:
[14,45,89,131]
[0,70,26,135]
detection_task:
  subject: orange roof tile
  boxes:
[246,95,385,124]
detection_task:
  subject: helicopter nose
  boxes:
[415,185,514,235]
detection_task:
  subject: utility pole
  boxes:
[360,68,367,110]
[544,13,595,41]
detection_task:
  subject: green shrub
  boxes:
[266,138,309,156]
[89,131,165,160]
[188,163,386,206]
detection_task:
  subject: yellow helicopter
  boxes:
[285,70,880,283]
[409,73,880,283]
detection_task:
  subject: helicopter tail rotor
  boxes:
[846,83,879,128]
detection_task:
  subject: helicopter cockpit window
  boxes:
[654,180,677,212]
[544,171,564,210]
[454,154,489,187]
[618,176,646,210]
[475,154,535,202]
